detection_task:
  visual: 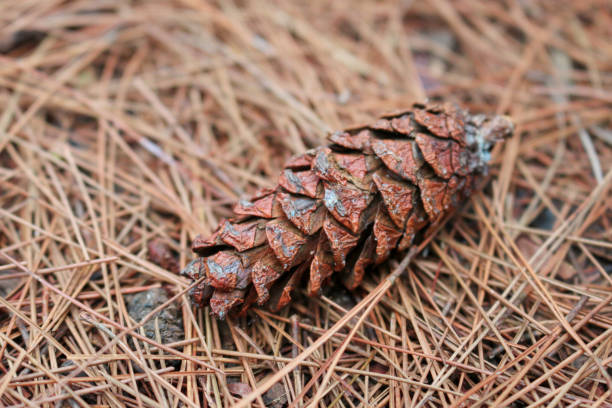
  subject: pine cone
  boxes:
[182,103,513,319]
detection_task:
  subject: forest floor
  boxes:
[0,0,611,406]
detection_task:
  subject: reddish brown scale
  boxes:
[398,203,429,251]
[413,105,467,146]
[416,133,456,179]
[312,148,348,186]
[334,153,369,180]
[322,181,374,234]
[219,219,267,252]
[390,114,416,136]
[344,235,376,290]
[418,172,452,223]
[322,215,360,271]
[308,236,334,296]
[372,208,403,264]
[191,230,224,256]
[233,190,282,218]
[182,257,212,305]
[265,219,316,270]
[251,249,284,305]
[328,129,374,152]
[371,118,396,132]
[370,113,416,136]
[267,263,308,312]
[371,138,423,184]
[238,288,259,316]
[209,289,245,320]
[372,170,415,229]
[278,169,320,198]
[276,192,325,235]
[204,251,251,290]
[181,103,514,319]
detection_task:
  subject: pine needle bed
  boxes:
[0,1,610,406]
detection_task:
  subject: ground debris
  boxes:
[127,288,184,345]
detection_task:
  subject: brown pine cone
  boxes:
[182,103,513,319]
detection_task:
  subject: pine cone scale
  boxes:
[372,170,416,229]
[322,215,360,271]
[371,138,424,184]
[276,192,325,235]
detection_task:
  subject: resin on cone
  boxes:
[181,103,514,319]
